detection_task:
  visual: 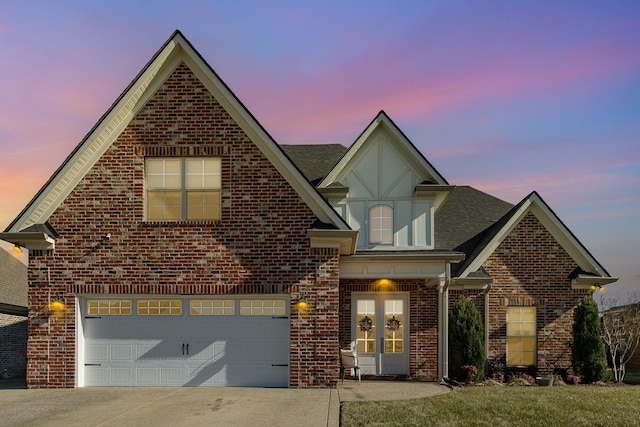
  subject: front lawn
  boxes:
[341,385,640,426]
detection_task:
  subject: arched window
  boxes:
[369,204,393,245]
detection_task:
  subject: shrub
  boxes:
[488,362,505,383]
[449,296,485,381]
[522,373,536,384]
[491,372,505,383]
[572,296,608,383]
[566,375,580,385]
[460,365,478,384]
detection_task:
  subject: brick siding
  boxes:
[481,212,590,376]
[26,62,338,388]
[339,279,439,381]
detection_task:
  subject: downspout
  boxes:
[484,281,492,371]
[439,262,451,382]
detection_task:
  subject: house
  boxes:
[0,241,28,378]
[602,302,640,372]
[0,31,617,388]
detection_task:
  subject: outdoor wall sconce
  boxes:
[298,292,309,305]
[294,292,310,313]
[48,292,67,314]
[590,284,605,293]
[12,244,23,254]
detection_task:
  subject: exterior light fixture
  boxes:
[298,292,309,305]
[48,292,67,314]
[12,244,23,254]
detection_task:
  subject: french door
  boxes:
[351,293,408,375]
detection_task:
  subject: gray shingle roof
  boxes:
[434,186,514,254]
[281,143,515,265]
[0,246,27,311]
[280,144,348,184]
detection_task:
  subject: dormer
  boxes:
[319,111,453,250]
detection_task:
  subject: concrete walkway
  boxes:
[0,381,448,426]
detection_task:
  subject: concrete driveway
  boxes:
[0,387,340,427]
[0,381,448,426]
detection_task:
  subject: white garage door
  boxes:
[82,297,290,387]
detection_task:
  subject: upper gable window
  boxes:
[369,204,393,245]
[145,158,221,221]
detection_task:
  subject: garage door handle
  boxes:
[272,316,289,319]
[271,364,288,367]
[84,316,102,319]
[182,343,185,355]
[85,363,101,366]
[186,344,189,355]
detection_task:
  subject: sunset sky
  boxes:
[1,1,638,301]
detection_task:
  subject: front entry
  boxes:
[351,292,409,376]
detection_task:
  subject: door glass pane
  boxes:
[384,299,403,353]
[356,299,376,354]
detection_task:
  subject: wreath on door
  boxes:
[386,315,401,331]
[358,315,373,331]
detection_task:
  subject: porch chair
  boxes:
[340,348,361,383]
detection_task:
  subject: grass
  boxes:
[341,385,640,426]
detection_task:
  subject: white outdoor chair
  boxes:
[340,348,361,383]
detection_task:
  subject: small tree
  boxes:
[572,296,608,383]
[600,296,640,383]
[449,296,485,381]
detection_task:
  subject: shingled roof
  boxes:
[434,186,514,254]
[281,143,514,261]
[280,144,348,184]
[0,245,27,315]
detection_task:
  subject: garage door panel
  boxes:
[136,367,160,385]
[86,367,109,384]
[136,340,184,361]
[83,297,290,387]
[111,345,134,361]
[111,367,134,384]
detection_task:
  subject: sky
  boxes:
[1,1,639,302]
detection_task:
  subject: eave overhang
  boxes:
[318,185,349,198]
[571,275,619,290]
[0,232,56,250]
[450,276,493,290]
[415,184,455,213]
[349,251,465,263]
[307,229,359,255]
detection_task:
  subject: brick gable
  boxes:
[483,212,590,375]
[26,62,339,388]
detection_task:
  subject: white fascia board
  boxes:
[527,195,611,277]
[0,232,55,250]
[179,39,349,229]
[319,117,381,188]
[571,275,619,289]
[458,199,533,278]
[8,33,348,232]
[7,39,177,233]
[459,193,614,279]
[320,112,447,188]
[307,229,359,255]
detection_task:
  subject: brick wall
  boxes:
[27,62,338,388]
[339,279,439,381]
[0,313,27,378]
[481,212,591,376]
